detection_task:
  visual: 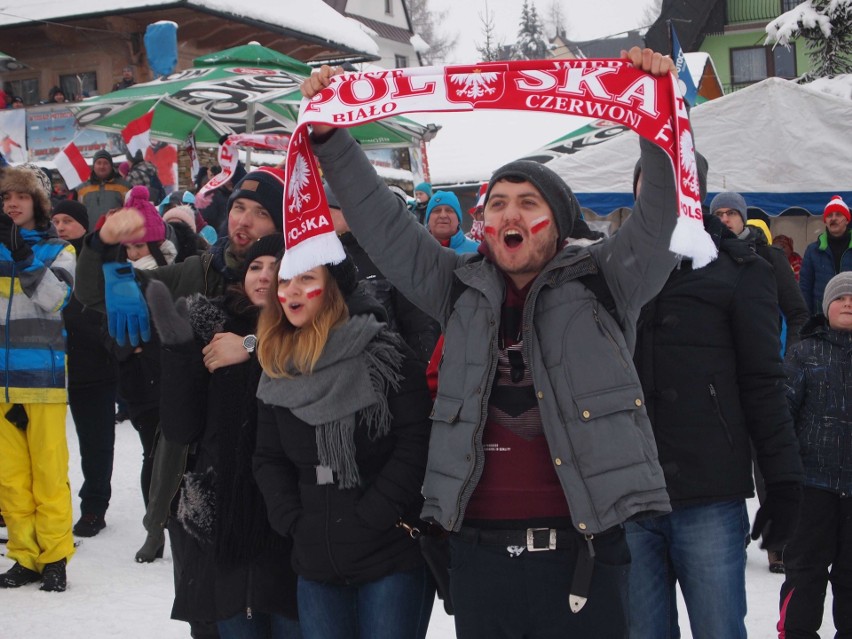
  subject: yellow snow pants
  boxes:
[0,402,74,572]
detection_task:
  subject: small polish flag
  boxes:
[53,142,90,189]
[122,110,153,157]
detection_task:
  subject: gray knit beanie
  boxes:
[485,160,579,243]
[710,192,748,225]
[822,272,852,316]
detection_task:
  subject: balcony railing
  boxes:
[726,0,796,25]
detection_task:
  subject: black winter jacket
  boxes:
[253,303,432,586]
[744,226,809,350]
[62,237,118,389]
[634,217,803,506]
[784,315,852,494]
[341,232,440,365]
[160,291,298,624]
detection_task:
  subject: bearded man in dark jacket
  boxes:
[629,210,804,639]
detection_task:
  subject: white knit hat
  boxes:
[162,205,197,232]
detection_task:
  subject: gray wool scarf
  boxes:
[256,314,405,488]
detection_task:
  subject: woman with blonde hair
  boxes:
[252,202,434,639]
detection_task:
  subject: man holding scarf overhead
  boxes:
[296,47,688,637]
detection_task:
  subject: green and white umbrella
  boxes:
[72,43,432,148]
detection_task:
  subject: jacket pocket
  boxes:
[573,384,643,423]
[430,395,463,425]
[708,384,735,450]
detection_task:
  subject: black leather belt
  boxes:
[457,526,576,552]
[456,525,598,613]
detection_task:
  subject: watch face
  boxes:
[243,334,257,352]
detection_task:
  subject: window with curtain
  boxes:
[731,44,797,87]
[731,48,767,84]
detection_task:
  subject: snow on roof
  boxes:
[410,34,429,54]
[0,0,379,56]
[808,73,852,100]
[683,52,717,88]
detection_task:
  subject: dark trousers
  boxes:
[68,382,117,516]
[779,486,852,638]
[130,409,159,508]
[449,526,630,639]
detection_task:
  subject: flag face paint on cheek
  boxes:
[278,294,287,304]
[484,225,497,237]
[530,216,551,234]
[306,288,323,300]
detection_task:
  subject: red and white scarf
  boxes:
[281,60,717,278]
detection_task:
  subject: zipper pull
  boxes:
[246,606,253,620]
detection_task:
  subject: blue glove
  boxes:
[102,262,151,347]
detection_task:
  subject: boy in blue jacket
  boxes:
[0,165,76,592]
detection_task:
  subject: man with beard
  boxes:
[800,195,852,315]
[300,47,679,637]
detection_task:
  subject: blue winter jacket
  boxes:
[0,226,75,403]
[445,228,479,255]
[784,315,852,494]
[799,231,852,315]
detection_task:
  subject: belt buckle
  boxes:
[526,527,556,552]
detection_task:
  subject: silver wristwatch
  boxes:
[242,334,257,353]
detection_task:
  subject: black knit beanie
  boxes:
[242,233,285,275]
[93,149,113,165]
[52,199,90,230]
[485,160,580,243]
[326,253,358,297]
[227,168,285,232]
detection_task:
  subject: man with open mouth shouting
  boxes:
[303,47,679,638]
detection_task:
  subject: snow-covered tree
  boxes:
[476,1,505,62]
[513,0,550,60]
[766,0,852,80]
[407,0,458,64]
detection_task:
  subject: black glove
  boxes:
[0,213,30,261]
[751,482,802,549]
[144,280,193,345]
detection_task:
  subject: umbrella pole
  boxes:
[245,103,255,171]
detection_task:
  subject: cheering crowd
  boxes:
[0,47,851,639]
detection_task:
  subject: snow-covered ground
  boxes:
[0,413,835,638]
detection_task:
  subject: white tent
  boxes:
[543,77,852,218]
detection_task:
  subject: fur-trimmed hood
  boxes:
[0,166,52,227]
